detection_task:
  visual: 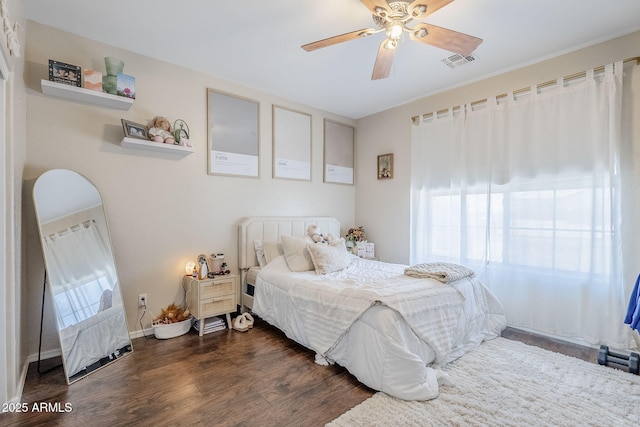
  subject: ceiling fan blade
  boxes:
[371,39,396,80]
[360,0,392,17]
[410,23,482,56]
[302,28,380,51]
[409,0,455,19]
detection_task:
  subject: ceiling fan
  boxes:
[302,0,482,80]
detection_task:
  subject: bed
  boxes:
[238,216,506,400]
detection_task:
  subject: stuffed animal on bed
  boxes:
[307,224,327,244]
[324,233,340,246]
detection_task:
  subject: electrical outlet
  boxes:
[138,293,147,308]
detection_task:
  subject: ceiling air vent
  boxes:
[441,53,478,69]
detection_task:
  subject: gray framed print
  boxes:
[272,105,311,181]
[207,89,260,177]
[323,119,354,185]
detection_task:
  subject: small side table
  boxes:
[183,274,237,336]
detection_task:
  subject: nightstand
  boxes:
[183,274,237,336]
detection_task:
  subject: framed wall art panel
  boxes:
[207,89,260,177]
[323,119,354,185]
[272,106,311,180]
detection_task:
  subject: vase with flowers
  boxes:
[345,226,366,254]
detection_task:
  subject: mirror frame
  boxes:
[33,169,133,384]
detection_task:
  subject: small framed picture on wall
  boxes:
[377,153,393,179]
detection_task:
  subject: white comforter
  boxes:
[254,255,506,400]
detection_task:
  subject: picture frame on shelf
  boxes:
[121,119,148,140]
[48,60,81,87]
[377,153,393,179]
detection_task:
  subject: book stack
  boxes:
[193,316,226,334]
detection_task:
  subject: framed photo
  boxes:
[121,119,148,140]
[323,119,354,185]
[48,60,81,87]
[272,105,311,181]
[208,89,260,177]
[377,153,393,179]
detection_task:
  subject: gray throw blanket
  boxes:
[404,262,475,283]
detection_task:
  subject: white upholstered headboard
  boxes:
[237,216,341,311]
[238,216,341,270]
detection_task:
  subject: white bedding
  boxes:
[60,305,131,378]
[254,255,506,400]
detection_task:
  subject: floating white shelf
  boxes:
[120,137,194,155]
[41,79,134,110]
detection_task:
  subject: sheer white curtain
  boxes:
[411,62,632,348]
[44,220,118,328]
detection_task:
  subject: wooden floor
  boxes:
[6,319,598,427]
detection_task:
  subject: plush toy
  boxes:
[324,234,340,246]
[307,224,326,243]
[148,116,176,144]
[153,303,190,325]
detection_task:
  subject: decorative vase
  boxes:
[103,57,124,95]
[102,75,117,95]
[104,57,124,76]
[346,241,357,255]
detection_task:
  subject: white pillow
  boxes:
[263,241,283,264]
[254,240,284,266]
[307,238,351,274]
[281,235,315,272]
[254,240,266,267]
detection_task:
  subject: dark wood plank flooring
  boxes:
[5,320,598,427]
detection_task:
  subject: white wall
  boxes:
[355,31,640,288]
[24,21,356,356]
[1,0,27,404]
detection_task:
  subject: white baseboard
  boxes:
[26,348,62,364]
[10,361,29,403]
[129,328,154,339]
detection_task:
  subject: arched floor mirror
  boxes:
[33,169,132,384]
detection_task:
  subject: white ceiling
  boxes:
[24,0,640,119]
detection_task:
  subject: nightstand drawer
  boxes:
[200,295,235,316]
[200,279,235,298]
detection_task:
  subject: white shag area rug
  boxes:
[327,337,640,426]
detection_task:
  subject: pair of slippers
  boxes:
[233,312,254,332]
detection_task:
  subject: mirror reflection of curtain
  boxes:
[44,220,120,329]
[410,62,632,349]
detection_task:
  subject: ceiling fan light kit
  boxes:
[302,0,482,80]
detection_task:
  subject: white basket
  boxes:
[153,316,193,339]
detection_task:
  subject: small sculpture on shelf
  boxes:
[173,119,192,147]
[148,116,176,144]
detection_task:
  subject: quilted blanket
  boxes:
[404,262,475,283]
[254,256,468,365]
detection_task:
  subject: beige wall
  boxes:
[24,21,356,354]
[355,31,640,281]
[19,19,640,388]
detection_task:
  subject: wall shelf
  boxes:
[41,79,134,110]
[120,137,194,155]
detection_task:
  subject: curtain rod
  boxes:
[412,56,640,124]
